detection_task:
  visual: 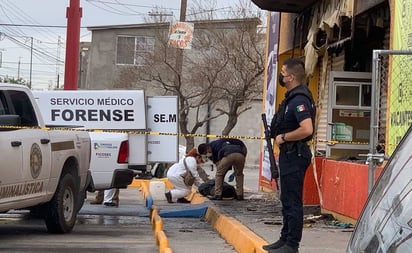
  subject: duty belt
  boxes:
[280,141,307,156]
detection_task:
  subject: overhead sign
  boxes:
[33,90,146,130]
[168,21,194,49]
[146,96,179,163]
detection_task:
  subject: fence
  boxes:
[368,50,412,192]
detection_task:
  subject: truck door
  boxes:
[0,130,24,203]
[0,89,51,203]
[9,88,52,201]
[20,129,51,199]
[0,90,24,203]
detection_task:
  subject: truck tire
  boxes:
[76,189,86,213]
[44,173,78,233]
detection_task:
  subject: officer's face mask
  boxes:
[278,73,289,87]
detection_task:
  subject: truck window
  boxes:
[8,90,38,127]
[0,92,11,115]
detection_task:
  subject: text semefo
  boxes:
[51,109,134,121]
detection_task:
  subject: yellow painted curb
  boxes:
[137,179,269,253]
[150,205,173,253]
[205,205,268,253]
[156,230,170,253]
[129,178,174,189]
[186,190,209,204]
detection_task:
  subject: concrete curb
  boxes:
[132,178,268,253]
[135,179,173,253]
[205,204,268,253]
[150,206,173,253]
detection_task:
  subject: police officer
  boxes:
[263,58,315,253]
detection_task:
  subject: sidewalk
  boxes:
[207,166,353,253]
[133,168,353,253]
[210,191,352,253]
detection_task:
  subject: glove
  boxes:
[228,171,235,182]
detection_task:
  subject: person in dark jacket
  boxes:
[263,58,316,253]
[198,138,247,200]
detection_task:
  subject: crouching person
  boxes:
[165,148,206,203]
[198,138,247,201]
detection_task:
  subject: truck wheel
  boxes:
[44,173,77,233]
[76,189,86,213]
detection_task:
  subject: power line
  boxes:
[85,0,146,16]
[0,0,65,44]
[3,33,63,63]
[85,0,180,11]
[0,23,86,28]
[2,61,63,66]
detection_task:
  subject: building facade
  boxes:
[83,18,265,167]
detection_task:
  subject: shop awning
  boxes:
[251,0,319,13]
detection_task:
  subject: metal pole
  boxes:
[29,37,33,89]
[174,0,187,78]
[64,0,82,90]
[17,57,21,79]
[367,50,412,194]
[368,50,381,194]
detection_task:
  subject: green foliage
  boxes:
[0,76,29,86]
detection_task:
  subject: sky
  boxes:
[0,0,264,89]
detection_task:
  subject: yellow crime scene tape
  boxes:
[0,124,380,146]
[0,124,263,140]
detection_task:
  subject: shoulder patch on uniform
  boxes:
[296,104,306,112]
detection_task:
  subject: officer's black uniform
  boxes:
[271,84,315,250]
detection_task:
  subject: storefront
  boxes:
[255,0,393,222]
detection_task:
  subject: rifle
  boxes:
[261,113,279,184]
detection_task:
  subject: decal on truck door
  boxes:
[30,143,42,179]
[51,141,75,151]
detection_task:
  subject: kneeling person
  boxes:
[165,148,206,203]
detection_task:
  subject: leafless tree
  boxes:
[187,19,265,136]
[187,0,263,21]
[116,5,264,150]
[116,25,222,150]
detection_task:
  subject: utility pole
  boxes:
[179,0,187,22]
[17,57,21,79]
[56,36,61,89]
[148,11,173,22]
[29,37,33,89]
[174,0,187,86]
[64,0,82,90]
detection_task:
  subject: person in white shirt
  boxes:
[165,148,207,203]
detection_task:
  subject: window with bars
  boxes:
[116,35,155,66]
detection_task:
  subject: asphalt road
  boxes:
[0,167,351,253]
[0,166,259,253]
[0,185,236,253]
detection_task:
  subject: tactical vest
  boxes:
[270,85,316,142]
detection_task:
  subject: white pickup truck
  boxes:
[0,83,91,233]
